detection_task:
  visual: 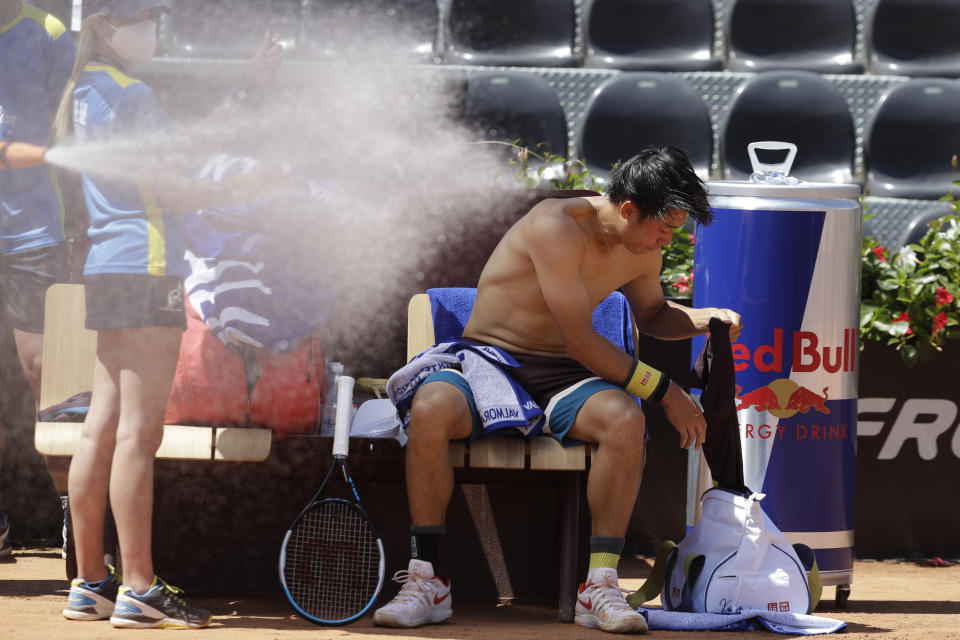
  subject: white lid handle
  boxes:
[747,141,797,176]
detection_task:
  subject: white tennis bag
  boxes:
[629,487,821,615]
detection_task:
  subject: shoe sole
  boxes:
[110,615,211,629]
[63,608,112,621]
[576,612,648,634]
[373,608,452,628]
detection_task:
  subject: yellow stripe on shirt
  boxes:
[138,182,166,276]
[84,64,142,89]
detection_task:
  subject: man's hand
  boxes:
[661,381,707,450]
[711,308,743,342]
[248,31,284,90]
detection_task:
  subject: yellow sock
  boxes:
[589,552,620,572]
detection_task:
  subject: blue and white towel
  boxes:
[387,341,545,437]
[183,152,345,351]
[639,607,846,635]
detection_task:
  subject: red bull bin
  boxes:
[691,142,860,605]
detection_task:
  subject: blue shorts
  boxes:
[418,351,625,445]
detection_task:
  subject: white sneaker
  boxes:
[575,567,648,634]
[373,559,452,628]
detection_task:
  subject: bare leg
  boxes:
[404,382,473,526]
[567,390,647,537]
[12,328,43,406]
[68,335,121,583]
[107,327,182,592]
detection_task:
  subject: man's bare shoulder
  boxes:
[522,197,593,243]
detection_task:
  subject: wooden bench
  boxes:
[33,284,273,477]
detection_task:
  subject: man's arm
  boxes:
[623,276,743,342]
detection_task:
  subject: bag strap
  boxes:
[626,540,676,608]
[793,543,823,613]
[680,553,706,612]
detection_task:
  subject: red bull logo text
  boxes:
[731,328,858,374]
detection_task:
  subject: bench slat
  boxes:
[530,437,587,470]
[214,427,273,462]
[468,437,526,469]
[36,422,213,460]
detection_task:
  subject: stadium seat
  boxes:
[577,73,712,181]
[461,71,568,160]
[726,0,863,73]
[304,0,439,61]
[162,0,302,59]
[721,71,856,183]
[865,79,960,199]
[868,0,960,78]
[444,0,577,67]
[584,0,722,71]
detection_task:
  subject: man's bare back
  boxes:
[463,195,664,357]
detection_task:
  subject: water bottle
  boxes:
[320,361,344,436]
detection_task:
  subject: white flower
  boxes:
[895,246,919,267]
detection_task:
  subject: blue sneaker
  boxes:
[0,514,12,558]
[62,565,120,620]
[110,576,211,629]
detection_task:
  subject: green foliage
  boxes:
[860,206,960,366]
[490,140,603,192]
[660,227,695,298]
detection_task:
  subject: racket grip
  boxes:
[332,375,355,457]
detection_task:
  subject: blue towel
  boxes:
[426,287,635,355]
[639,607,846,635]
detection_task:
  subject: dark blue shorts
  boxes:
[0,242,68,333]
[418,350,624,444]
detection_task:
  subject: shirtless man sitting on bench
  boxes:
[375,147,742,634]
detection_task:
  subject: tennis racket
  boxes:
[279,375,386,625]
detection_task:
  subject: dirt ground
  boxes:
[3,549,959,639]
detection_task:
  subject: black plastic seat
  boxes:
[895,206,956,249]
[865,79,960,199]
[461,71,568,160]
[721,71,855,183]
[162,0,302,59]
[304,0,438,62]
[584,0,721,71]
[445,0,577,67]
[577,73,712,181]
[726,0,863,73]
[869,0,960,78]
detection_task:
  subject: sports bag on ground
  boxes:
[629,487,821,615]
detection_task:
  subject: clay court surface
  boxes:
[3,550,959,639]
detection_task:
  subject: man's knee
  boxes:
[594,396,646,452]
[408,382,473,442]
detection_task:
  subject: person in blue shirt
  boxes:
[44,0,280,628]
[0,0,75,559]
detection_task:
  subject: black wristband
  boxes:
[647,374,671,403]
[0,142,8,169]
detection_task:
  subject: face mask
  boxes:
[106,19,157,64]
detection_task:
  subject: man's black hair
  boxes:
[605,147,713,225]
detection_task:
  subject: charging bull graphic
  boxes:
[736,379,830,417]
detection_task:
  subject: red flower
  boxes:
[688,234,695,245]
[934,288,954,307]
[871,246,886,262]
[933,312,949,336]
[894,311,913,335]
[674,274,691,294]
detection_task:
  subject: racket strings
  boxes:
[284,501,380,621]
